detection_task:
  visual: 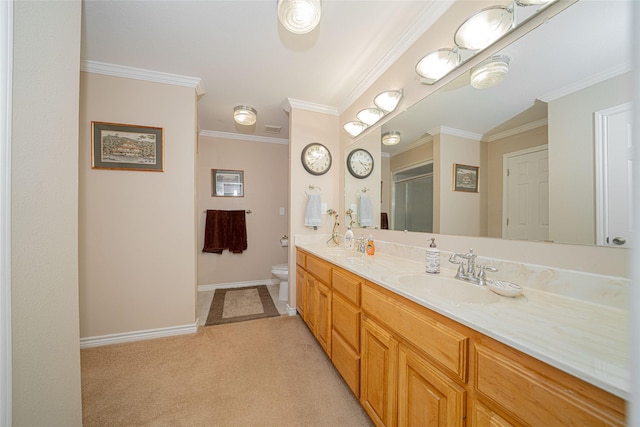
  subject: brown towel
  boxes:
[381,212,389,230]
[203,210,248,254]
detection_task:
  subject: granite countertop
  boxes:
[296,241,630,400]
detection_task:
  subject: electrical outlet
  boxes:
[321,203,327,213]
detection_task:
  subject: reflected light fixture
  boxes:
[277,0,321,34]
[381,131,401,146]
[344,121,368,138]
[415,48,461,84]
[357,108,385,126]
[233,105,257,126]
[470,55,510,89]
[374,89,404,113]
[454,5,514,51]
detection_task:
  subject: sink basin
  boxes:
[320,248,361,259]
[394,273,500,305]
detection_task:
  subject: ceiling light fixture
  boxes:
[277,0,321,35]
[470,55,510,89]
[454,5,515,51]
[233,105,257,126]
[381,131,401,146]
[415,48,461,84]
[357,108,385,126]
[343,121,368,138]
[374,89,404,113]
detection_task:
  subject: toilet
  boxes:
[271,264,289,301]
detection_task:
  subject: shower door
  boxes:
[393,166,433,232]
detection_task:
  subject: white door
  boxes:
[595,103,633,248]
[503,146,549,241]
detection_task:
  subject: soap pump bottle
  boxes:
[426,237,440,274]
[366,234,375,255]
[345,226,355,249]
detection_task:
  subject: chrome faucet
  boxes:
[449,249,497,285]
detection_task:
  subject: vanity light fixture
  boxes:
[343,121,369,138]
[373,89,404,113]
[381,131,401,146]
[470,55,510,89]
[454,5,515,51]
[356,107,385,126]
[277,0,321,34]
[415,48,461,84]
[233,105,257,126]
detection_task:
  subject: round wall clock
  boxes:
[301,142,332,175]
[347,148,374,179]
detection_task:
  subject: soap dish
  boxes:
[486,279,523,297]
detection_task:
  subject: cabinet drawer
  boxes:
[475,344,625,426]
[306,255,332,285]
[296,249,306,268]
[362,283,468,381]
[332,292,360,352]
[332,330,360,397]
[332,267,361,306]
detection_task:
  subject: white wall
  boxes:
[11,1,82,424]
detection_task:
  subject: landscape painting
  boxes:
[92,122,164,171]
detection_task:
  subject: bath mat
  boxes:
[205,285,280,326]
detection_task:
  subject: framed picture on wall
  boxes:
[91,121,164,171]
[212,169,244,197]
[453,163,479,192]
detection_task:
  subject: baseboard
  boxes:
[198,279,278,292]
[285,304,297,316]
[80,323,198,349]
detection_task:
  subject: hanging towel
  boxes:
[203,210,248,254]
[359,194,374,227]
[304,194,322,227]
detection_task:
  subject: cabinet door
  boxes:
[315,280,332,357]
[398,344,466,427]
[332,292,360,352]
[304,275,316,331]
[471,402,515,427]
[361,317,398,427]
[295,266,305,318]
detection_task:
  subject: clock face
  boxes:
[301,143,332,175]
[347,148,374,179]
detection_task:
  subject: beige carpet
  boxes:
[81,315,373,426]
[205,285,280,326]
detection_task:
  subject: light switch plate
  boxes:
[279,207,285,215]
[321,203,327,213]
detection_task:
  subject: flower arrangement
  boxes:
[345,208,355,228]
[326,209,339,245]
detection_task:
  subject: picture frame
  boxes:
[91,121,164,171]
[453,163,479,192]
[212,169,244,197]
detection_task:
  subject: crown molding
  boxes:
[483,118,548,142]
[428,126,482,141]
[538,63,631,103]
[338,0,455,113]
[80,60,204,94]
[281,98,339,115]
[199,130,288,145]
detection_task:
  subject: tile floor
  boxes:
[197,283,289,326]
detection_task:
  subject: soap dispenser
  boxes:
[426,237,440,274]
[365,234,375,255]
[345,226,355,249]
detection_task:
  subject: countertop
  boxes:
[296,241,630,400]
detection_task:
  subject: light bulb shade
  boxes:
[470,55,510,89]
[277,0,321,34]
[381,131,401,146]
[515,0,553,5]
[454,5,514,51]
[233,105,257,126]
[343,121,368,137]
[356,107,385,126]
[416,48,460,84]
[374,89,403,113]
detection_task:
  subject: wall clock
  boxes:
[347,148,374,179]
[301,142,332,175]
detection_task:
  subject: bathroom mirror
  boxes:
[346,0,633,247]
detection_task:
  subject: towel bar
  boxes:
[203,209,252,214]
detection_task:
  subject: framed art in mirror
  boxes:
[212,169,244,197]
[453,163,479,193]
[91,121,164,171]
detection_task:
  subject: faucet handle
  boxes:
[476,264,498,286]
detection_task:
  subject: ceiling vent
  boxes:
[264,125,282,134]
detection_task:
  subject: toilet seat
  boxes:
[272,264,288,274]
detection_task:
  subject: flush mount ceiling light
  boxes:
[374,89,404,113]
[470,55,510,89]
[454,5,515,51]
[343,121,368,138]
[357,108,385,126]
[381,131,401,146]
[233,106,257,126]
[277,0,321,34]
[415,48,461,84]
